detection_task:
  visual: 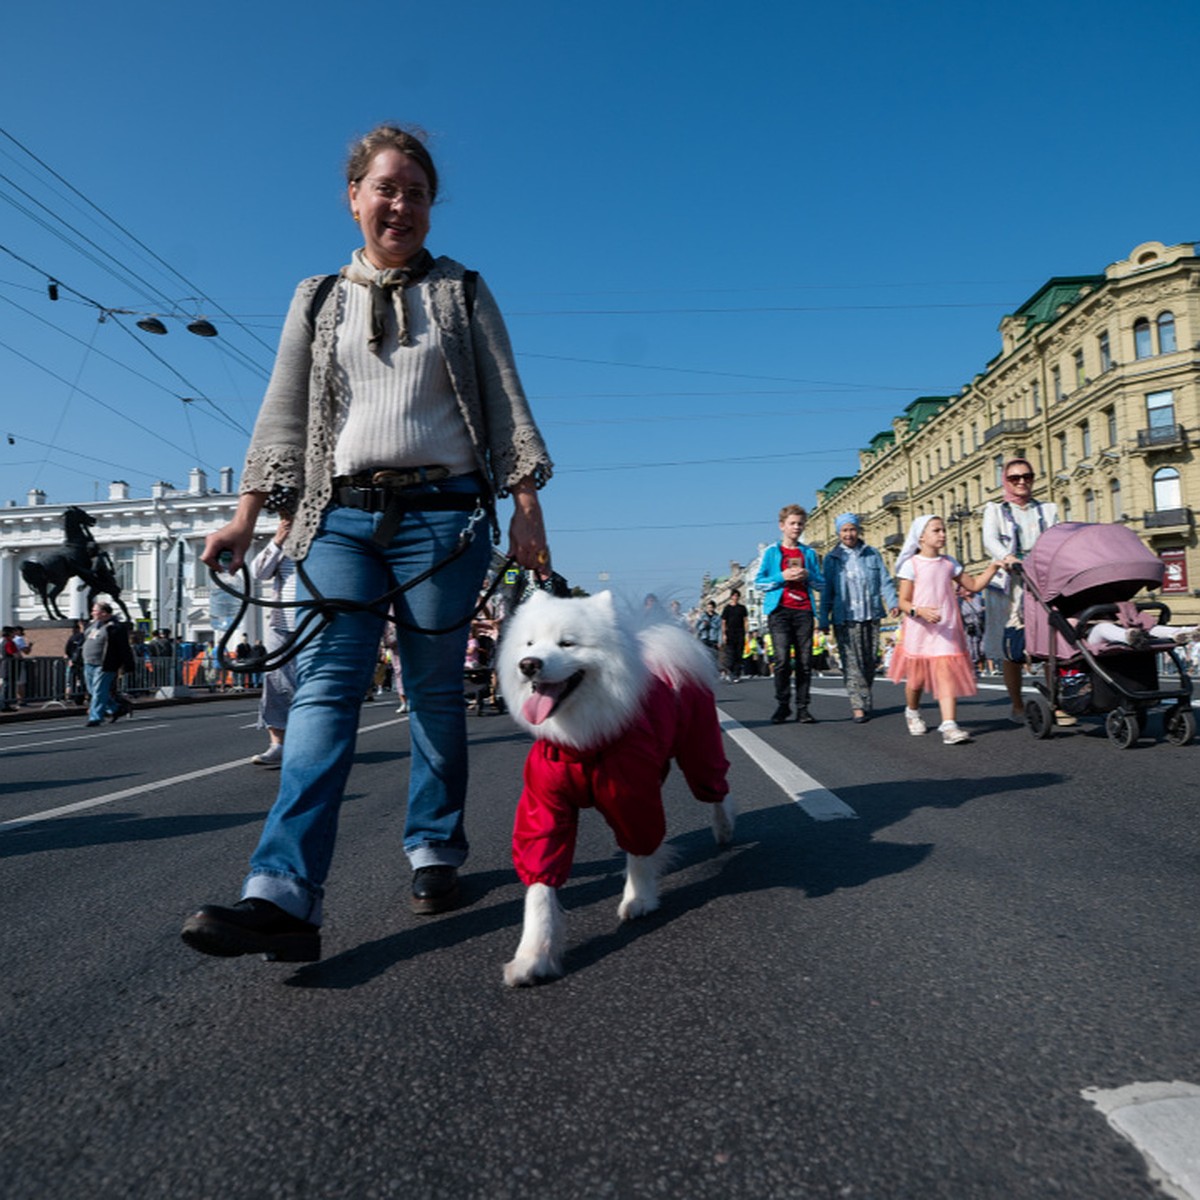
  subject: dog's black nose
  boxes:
[518,656,542,678]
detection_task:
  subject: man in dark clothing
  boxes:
[721,590,749,683]
[81,602,135,726]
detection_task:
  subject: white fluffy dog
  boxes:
[496,591,734,987]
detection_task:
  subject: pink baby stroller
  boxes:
[1019,522,1194,748]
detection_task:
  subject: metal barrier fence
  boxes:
[0,656,259,709]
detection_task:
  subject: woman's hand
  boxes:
[201,492,266,573]
[507,482,550,573]
[913,605,942,622]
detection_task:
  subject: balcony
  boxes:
[883,533,904,548]
[983,418,1029,443]
[881,490,906,509]
[1136,424,1186,450]
[1142,507,1193,531]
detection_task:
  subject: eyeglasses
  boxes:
[1006,472,1034,483]
[361,178,432,207]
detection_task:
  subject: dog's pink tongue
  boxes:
[522,682,562,725]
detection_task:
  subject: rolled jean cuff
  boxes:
[407,842,468,871]
[242,871,323,926]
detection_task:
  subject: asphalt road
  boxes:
[2,675,1197,1199]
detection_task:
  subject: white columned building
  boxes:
[0,467,274,642]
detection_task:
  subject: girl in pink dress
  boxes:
[887,515,1004,744]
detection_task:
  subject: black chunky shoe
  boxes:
[797,709,817,724]
[770,704,791,725]
[181,898,320,962]
[411,866,461,915]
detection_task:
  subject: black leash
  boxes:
[211,505,511,674]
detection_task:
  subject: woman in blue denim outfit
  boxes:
[818,513,899,723]
[182,126,552,963]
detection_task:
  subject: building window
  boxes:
[1146,389,1175,431]
[1061,496,1072,522]
[1031,381,1040,414]
[1080,420,1091,459]
[1104,406,1117,446]
[1052,365,1063,401]
[1134,317,1153,360]
[113,547,137,592]
[1098,330,1111,372]
[1157,311,1177,354]
[1110,477,1122,522]
[971,422,979,449]
[1056,433,1068,471]
[1153,468,1181,511]
[1084,488,1097,522]
[1073,349,1086,388]
[993,456,1004,490]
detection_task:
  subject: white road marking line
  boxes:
[0,715,410,832]
[1083,1081,1200,1200]
[0,724,171,753]
[716,707,858,822]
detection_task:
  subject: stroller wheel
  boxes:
[1025,695,1054,739]
[1163,705,1196,747]
[1105,708,1142,750]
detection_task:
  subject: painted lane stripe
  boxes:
[0,716,409,832]
[0,723,171,753]
[1083,1081,1200,1200]
[716,708,858,822]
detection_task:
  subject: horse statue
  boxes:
[20,506,131,622]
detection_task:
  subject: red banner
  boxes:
[1160,548,1188,594]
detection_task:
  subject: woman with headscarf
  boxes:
[818,512,898,723]
[887,515,1004,744]
[981,458,1058,723]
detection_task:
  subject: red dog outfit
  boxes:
[512,672,730,888]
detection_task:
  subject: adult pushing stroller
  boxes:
[1019,522,1195,748]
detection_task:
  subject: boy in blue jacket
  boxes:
[755,505,824,724]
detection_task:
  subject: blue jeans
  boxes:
[84,664,116,723]
[242,482,492,924]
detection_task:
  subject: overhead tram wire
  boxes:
[0,126,279,359]
[0,334,217,467]
[0,250,251,436]
[0,180,273,383]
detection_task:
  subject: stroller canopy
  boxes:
[1021,522,1163,607]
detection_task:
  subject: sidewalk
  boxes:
[0,687,260,724]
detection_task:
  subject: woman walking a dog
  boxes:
[182,125,553,963]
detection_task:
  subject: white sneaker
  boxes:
[251,743,284,768]
[940,722,972,745]
[396,700,409,713]
[905,709,927,736]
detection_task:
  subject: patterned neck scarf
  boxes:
[342,247,436,354]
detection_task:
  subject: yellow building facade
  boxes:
[807,240,1200,622]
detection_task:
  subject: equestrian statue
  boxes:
[20,506,131,622]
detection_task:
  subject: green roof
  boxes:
[1009,274,1105,333]
[868,430,896,453]
[820,475,854,498]
[903,396,953,432]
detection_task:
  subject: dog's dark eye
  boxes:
[558,639,575,648]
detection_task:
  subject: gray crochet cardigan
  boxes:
[241,256,553,561]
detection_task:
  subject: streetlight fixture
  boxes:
[136,316,169,335]
[186,318,218,338]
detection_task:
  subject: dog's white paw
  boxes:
[711,794,736,846]
[618,852,661,921]
[503,883,565,988]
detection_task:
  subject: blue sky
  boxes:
[2,1,1197,605]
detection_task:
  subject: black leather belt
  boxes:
[334,486,478,514]
[330,467,479,546]
[332,466,451,490]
